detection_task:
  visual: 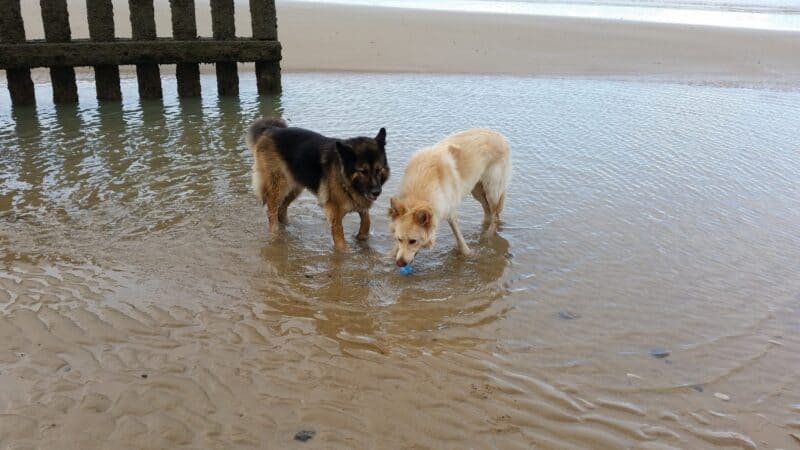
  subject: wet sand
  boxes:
[276,2,800,80]
[2,73,800,448]
[13,1,800,81]
[4,1,800,448]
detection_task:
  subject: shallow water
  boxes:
[2,73,800,449]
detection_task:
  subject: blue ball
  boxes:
[399,265,413,275]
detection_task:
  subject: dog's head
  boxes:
[336,128,389,202]
[389,197,436,267]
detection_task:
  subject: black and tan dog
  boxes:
[247,118,389,250]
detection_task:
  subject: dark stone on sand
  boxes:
[650,348,670,359]
[691,385,704,392]
[141,373,148,379]
[294,430,315,442]
[558,310,580,320]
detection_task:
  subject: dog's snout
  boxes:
[371,188,381,197]
[396,259,406,267]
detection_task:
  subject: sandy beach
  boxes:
[4,71,800,448]
[277,2,800,81]
[4,2,800,449]
[13,0,800,82]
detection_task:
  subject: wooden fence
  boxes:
[0,0,281,105]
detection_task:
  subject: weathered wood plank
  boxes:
[0,0,35,105]
[87,0,121,100]
[170,0,198,40]
[249,0,277,40]
[40,0,72,42]
[2,0,281,104]
[0,40,282,69]
[129,0,161,98]
[6,69,36,105]
[135,64,162,98]
[210,0,238,96]
[250,0,280,93]
[49,66,79,103]
[215,62,239,96]
[41,0,78,103]
[0,0,27,42]
[175,63,201,97]
[93,65,121,100]
[255,61,281,94]
[170,0,201,97]
[210,0,236,40]
[87,0,116,41]
[129,0,157,40]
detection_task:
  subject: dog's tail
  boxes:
[246,117,288,150]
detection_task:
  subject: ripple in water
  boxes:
[1,72,800,448]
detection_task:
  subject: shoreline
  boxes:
[6,1,800,85]
[277,2,800,81]
[14,67,800,92]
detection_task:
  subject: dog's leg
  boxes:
[448,216,472,256]
[471,182,491,225]
[264,171,290,234]
[278,187,302,224]
[486,192,505,235]
[325,203,348,251]
[356,210,371,241]
[264,191,281,234]
[481,157,510,235]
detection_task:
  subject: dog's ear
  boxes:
[375,128,386,147]
[389,197,405,219]
[414,207,433,229]
[335,142,355,166]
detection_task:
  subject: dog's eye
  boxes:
[409,239,417,245]
[358,168,368,174]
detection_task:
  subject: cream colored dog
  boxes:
[389,128,510,267]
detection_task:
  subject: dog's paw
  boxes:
[355,233,370,241]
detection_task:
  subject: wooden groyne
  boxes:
[0,0,282,105]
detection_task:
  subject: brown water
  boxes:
[2,73,800,449]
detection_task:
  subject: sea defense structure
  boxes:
[0,0,282,105]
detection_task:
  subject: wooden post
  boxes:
[87,0,121,100]
[170,0,201,97]
[129,0,162,99]
[210,0,239,96]
[1,0,280,109]
[255,61,281,94]
[40,0,78,103]
[250,0,277,40]
[250,0,281,94]
[0,0,35,105]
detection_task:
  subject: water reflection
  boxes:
[257,228,512,351]
[2,73,800,448]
